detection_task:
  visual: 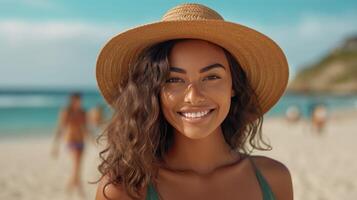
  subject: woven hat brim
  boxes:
[96,20,289,114]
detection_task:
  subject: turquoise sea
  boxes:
[0,89,356,138]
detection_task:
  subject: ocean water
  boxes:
[0,89,356,138]
[0,89,106,137]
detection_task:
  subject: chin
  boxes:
[180,128,214,139]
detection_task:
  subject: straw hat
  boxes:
[96,3,289,114]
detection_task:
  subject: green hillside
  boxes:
[289,36,357,94]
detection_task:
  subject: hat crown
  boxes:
[162,3,224,21]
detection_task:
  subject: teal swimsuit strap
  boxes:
[146,182,160,200]
[248,157,276,200]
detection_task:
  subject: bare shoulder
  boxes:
[250,155,293,200]
[250,155,290,177]
[57,109,68,124]
[95,175,134,200]
[60,109,68,117]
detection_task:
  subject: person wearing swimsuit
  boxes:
[52,92,90,197]
[94,3,293,200]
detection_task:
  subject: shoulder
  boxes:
[250,155,290,177]
[95,175,130,200]
[60,109,68,116]
[250,155,293,200]
[58,109,69,120]
[95,175,147,200]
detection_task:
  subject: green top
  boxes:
[146,157,276,200]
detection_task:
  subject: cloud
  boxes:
[0,20,118,41]
[0,19,121,88]
[296,12,357,42]
[252,11,357,81]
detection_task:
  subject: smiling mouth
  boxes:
[177,109,215,119]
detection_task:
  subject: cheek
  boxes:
[159,88,181,118]
[205,81,232,117]
[204,80,232,100]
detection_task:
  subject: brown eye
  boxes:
[203,75,221,81]
[166,77,184,83]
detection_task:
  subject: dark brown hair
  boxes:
[96,39,271,199]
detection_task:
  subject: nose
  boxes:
[184,83,206,105]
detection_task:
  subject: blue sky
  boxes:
[1,0,357,89]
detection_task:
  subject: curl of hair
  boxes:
[96,39,271,199]
[222,49,271,153]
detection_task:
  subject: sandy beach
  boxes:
[259,113,357,200]
[0,112,356,200]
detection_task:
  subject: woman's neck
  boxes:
[163,127,240,175]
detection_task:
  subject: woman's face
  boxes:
[71,96,81,110]
[160,40,234,139]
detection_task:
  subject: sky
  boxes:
[1,0,357,90]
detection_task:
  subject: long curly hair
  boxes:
[96,39,271,199]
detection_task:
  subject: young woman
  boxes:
[95,3,293,200]
[52,92,89,196]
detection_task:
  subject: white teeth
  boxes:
[181,110,210,118]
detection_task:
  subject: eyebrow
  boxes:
[169,63,226,74]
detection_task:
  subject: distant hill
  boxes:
[289,35,357,94]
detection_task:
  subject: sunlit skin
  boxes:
[63,97,87,143]
[159,40,239,174]
[160,40,234,140]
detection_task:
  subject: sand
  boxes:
[260,115,357,200]
[0,136,100,200]
[0,112,356,200]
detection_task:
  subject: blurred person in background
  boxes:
[88,104,105,137]
[285,105,301,124]
[311,104,328,134]
[52,92,90,197]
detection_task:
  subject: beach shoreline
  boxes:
[1,113,357,200]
